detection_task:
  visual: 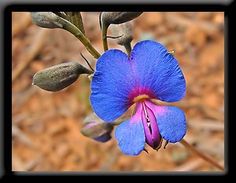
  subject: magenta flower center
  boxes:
[128,87,155,104]
[134,100,162,149]
[141,101,161,148]
[129,87,162,149]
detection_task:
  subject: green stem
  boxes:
[65,12,85,35]
[80,53,94,72]
[53,12,70,21]
[57,17,100,59]
[180,139,224,171]
[102,25,109,51]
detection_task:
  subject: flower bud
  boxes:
[100,12,142,27]
[32,61,92,92]
[31,12,63,29]
[80,113,113,143]
[111,22,133,46]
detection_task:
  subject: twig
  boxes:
[102,25,109,51]
[99,13,109,51]
[173,159,203,171]
[12,29,49,82]
[56,17,101,59]
[180,139,224,171]
[65,12,85,35]
[52,12,70,21]
[80,53,94,72]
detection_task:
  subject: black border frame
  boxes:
[2,2,234,177]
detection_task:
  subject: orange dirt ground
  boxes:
[12,12,224,172]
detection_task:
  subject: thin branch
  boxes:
[80,53,94,72]
[52,12,70,21]
[173,159,203,171]
[64,12,85,34]
[56,17,100,59]
[180,139,224,171]
[102,25,109,51]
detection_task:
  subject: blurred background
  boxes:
[12,12,224,171]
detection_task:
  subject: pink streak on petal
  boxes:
[145,100,167,116]
[129,103,142,124]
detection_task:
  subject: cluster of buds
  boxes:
[31,12,142,143]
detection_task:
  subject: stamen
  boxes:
[140,101,162,149]
[155,138,163,152]
[163,140,169,149]
[142,103,152,135]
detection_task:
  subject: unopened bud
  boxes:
[81,113,113,143]
[111,22,133,46]
[31,12,63,29]
[100,12,142,28]
[32,61,92,92]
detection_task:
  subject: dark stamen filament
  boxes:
[155,138,163,152]
[80,53,94,72]
[142,103,152,135]
[163,140,169,149]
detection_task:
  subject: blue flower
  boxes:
[90,40,187,156]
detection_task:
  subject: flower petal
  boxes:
[115,105,145,155]
[130,40,186,102]
[149,104,187,143]
[90,50,135,122]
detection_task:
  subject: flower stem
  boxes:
[124,43,132,56]
[65,12,86,35]
[57,16,101,59]
[102,25,109,51]
[180,139,224,171]
[53,12,70,21]
[80,53,94,72]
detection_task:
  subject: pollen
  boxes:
[133,94,150,103]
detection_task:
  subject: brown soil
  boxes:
[12,12,224,172]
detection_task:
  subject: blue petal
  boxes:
[115,119,145,156]
[130,40,186,102]
[155,106,187,143]
[90,50,135,122]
